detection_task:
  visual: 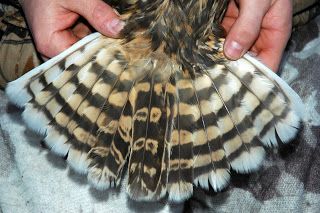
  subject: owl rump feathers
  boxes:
[6,0,303,202]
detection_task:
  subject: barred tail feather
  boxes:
[62,45,128,174]
[21,41,122,141]
[88,102,132,190]
[243,54,304,118]
[9,35,113,136]
[6,33,102,107]
[22,61,96,136]
[87,70,135,189]
[226,55,303,146]
[191,72,231,191]
[167,71,195,202]
[63,63,112,174]
[127,74,168,200]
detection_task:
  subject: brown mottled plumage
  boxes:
[6,0,303,202]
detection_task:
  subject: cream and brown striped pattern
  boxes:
[6,0,303,202]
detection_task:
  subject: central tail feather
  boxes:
[127,59,172,200]
[167,70,196,202]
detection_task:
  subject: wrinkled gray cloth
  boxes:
[1,16,320,213]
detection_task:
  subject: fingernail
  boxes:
[225,40,244,60]
[106,19,125,35]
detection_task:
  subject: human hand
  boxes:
[222,0,292,71]
[20,0,124,58]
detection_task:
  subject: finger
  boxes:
[40,54,50,62]
[72,22,92,39]
[256,0,292,71]
[223,0,271,60]
[67,0,124,37]
[224,0,240,19]
[42,30,79,58]
[222,1,239,32]
[258,49,282,72]
[256,30,291,72]
[222,17,236,33]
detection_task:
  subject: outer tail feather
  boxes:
[202,64,263,173]
[61,45,129,173]
[17,36,115,136]
[6,33,102,107]
[24,55,106,148]
[226,55,302,146]
[64,62,110,174]
[21,54,96,136]
[243,54,304,118]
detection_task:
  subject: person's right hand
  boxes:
[20,0,124,58]
[222,0,292,72]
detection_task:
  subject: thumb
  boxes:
[68,0,124,37]
[224,0,270,60]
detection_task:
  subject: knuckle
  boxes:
[34,36,49,55]
[33,32,54,57]
[91,5,105,27]
[241,29,257,41]
[231,28,257,48]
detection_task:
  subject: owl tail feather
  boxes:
[5,33,303,202]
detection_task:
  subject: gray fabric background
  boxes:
[1,15,319,213]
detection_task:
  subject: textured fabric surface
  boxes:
[0,5,320,213]
[293,0,320,27]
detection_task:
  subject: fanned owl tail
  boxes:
[5,31,303,203]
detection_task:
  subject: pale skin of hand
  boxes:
[222,0,293,72]
[20,0,124,58]
[21,0,292,72]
